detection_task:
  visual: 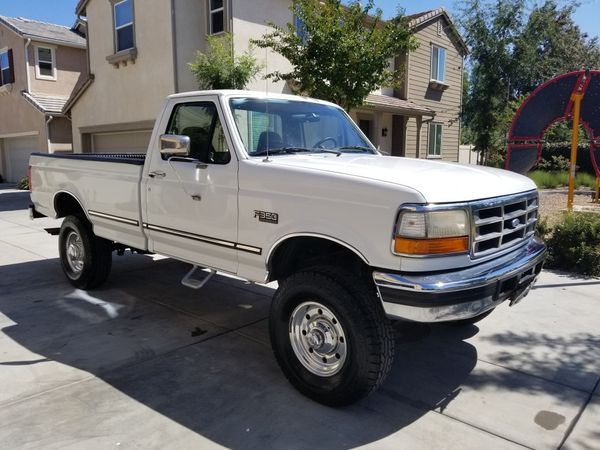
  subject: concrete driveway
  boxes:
[0,184,598,450]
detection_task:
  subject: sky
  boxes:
[0,0,598,38]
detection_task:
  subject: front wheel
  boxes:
[59,215,112,289]
[269,267,395,406]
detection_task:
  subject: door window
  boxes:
[166,102,231,164]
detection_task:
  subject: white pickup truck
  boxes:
[29,90,546,406]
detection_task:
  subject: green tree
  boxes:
[459,0,600,166]
[252,0,418,110]
[189,33,261,90]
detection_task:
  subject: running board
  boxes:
[181,265,216,290]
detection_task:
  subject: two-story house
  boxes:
[68,1,466,162]
[0,16,88,182]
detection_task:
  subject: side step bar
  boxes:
[181,265,216,290]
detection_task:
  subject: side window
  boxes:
[35,46,56,80]
[431,45,446,82]
[209,0,225,35]
[0,49,14,86]
[166,102,231,164]
[114,0,135,52]
[428,122,443,157]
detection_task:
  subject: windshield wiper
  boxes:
[253,147,341,157]
[336,146,375,153]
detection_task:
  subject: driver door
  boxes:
[143,99,239,273]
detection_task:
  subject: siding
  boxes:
[405,16,464,162]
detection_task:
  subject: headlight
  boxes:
[394,209,470,255]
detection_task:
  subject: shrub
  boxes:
[537,155,571,171]
[16,176,29,190]
[544,212,600,277]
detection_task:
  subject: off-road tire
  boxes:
[269,266,395,406]
[59,215,112,289]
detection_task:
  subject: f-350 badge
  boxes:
[254,210,279,224]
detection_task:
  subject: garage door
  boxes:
[91,130,152,154]
[4,135,39,183]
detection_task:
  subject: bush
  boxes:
[529,171,597,189]
[539,145,596,174]
[544,213,600,277]
[16,176,29,190]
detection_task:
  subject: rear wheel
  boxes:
[269,267,395,406]
[59,215,112,289]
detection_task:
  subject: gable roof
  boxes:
[408,8,468,55]
[0,16,86,48]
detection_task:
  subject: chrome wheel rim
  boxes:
[289,301,348,377]
[65,230,84,274]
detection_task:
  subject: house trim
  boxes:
[79,119,155,134]
[0,131,39,139]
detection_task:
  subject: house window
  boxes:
[0,49,14,86]
[114,0,135,52]
[209,0,225,34]
[35,46,56,80]
[431,45,446,82]
[428,122,443,157]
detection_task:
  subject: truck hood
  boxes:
[264,154,536,203]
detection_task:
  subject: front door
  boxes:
[143,98,239,273]
[358,119,373,142]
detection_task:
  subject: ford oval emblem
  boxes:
[511,218,520,228]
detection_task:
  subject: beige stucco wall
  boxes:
[232,0,293,93]
[0,25,48,154]
[28,42,87,98]
[404,16,464,162]
[71,0,175,152]
[174,0,208,93]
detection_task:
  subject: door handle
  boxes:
[149,170,166,179]
[196,162,208,170]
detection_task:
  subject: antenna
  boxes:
[263,46,271,162]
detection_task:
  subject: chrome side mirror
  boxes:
[160,134,191,157]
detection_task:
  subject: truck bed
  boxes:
[30,151,147,251]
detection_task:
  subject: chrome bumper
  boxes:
[373,237,547,322]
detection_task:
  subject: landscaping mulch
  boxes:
[539,188,600,225]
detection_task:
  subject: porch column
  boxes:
[415,116,423,159]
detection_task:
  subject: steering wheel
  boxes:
[313,137,337,149]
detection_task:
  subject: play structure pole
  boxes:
[567,92,583,211]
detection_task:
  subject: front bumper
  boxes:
[373,237,547,322]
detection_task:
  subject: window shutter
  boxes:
[8,49,15,84]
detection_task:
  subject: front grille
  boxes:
[471,191,538,258]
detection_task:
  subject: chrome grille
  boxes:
[471,191,539,258]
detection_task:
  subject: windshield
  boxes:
[229,97,376,156]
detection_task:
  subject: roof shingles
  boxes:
[0,16,85,47]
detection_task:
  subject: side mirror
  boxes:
[160,134,191,157]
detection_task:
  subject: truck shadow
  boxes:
[0,186,30,213]
[1,255,479,448]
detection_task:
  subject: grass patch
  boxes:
[529,170,597,189]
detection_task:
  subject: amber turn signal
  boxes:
[394,236,469,255]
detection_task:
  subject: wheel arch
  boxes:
[266,233,371,283]
[53,190,90,221]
